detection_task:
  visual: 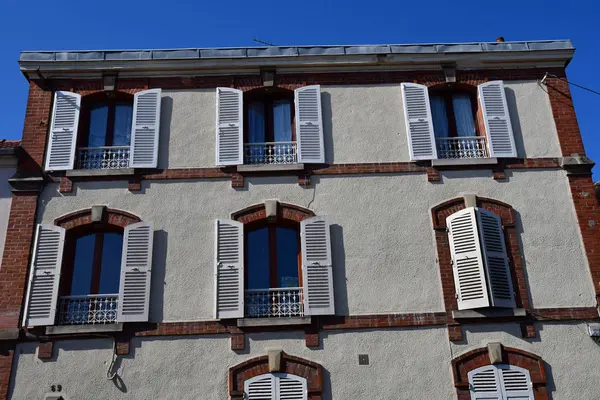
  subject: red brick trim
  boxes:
[115,340,130,356]
[320,312,447,330]
[0,347,14,399]
[452,346,549,399]
[305,331,319,348]
[54,207,141,230]
[229,352,323,399]
[37,341,53,360]
[58,176,73,193]
[427,167,441,182]
[231,332,245,351]
[231,202,315,224]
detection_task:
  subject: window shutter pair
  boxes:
[22,222,154,327]
[245,373,307,400]
[447,207,515,310]
[214,216,334,319]
[401,81,516,160]
[215,86,325,165]
[469,365,534,399]
[44,89,162,171]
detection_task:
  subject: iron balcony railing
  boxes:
[58,294,118,325]
[244,141,297,165]
[77,146,130,170]
[245,287,304,318]
[436,136,489,159]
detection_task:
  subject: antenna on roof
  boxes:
[253,37,276,46]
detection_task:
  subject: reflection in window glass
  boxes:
[70,234,96,296]
[247,228,270,289]
[248,102,266,144]
[113,104,133,146]
[276,228,299,288]
[88,105,109,147]
[430,95,449,138]
[273,100,292,142]
[99,233,123,294]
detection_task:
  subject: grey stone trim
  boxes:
[452,308,527,319]
[431,158,498,167]
[237,163,305,172]
[66,168,135,177]
[237,317,311,327]
[560,155,595,175]
[45,323,123,335]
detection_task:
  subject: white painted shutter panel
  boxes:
[277,374,307,400]
[45,91,81,171]
[130,89,161,168]
[479,81,517,158]
[300,216,334,316]
[469,366,503,400]
[117,221,154,322]
[499,366,534,400]
[214,219,244,319]
[216,88,243,165]
[23,225,65,327]
[447,208,490,310]
[295,85,325,163]
[477,209,516,308]
[401,83,437,160]
[245,374,275,399]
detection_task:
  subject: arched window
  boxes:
[244,373,307,400]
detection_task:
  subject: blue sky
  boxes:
[1,0,598,178]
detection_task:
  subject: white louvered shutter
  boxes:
[477,209,516,308]
[45,91,81,171]
[499,366,534,400]
[300,216,334,316]
[447,208,490,310]
[130,89,161,168]
[469,366,503,400]
[214,219,244,319]
[478,81,517,158]
[216,88,243,165]
[117,221,154,322]
[401,83,437,160]
[245,374,275,399]
[277,374,307,400]
[295,85,325,163]
[23,225,65,327]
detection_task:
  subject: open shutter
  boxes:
[277,374,307,400]
[477,209,516,308]
[499,365,534,400]
[117,221,154,322]
[216,88,243,165]
[130,89,161,168]
[295,85,324,163]
[214,219,244,319]
[300,216,334,316]
[447,208,490,310]
[245,374,275,399]
[478,81,517,158]
[45,91,81,171]
[23,225,65,327]
[469,366,503,400]
[401,83,437,160]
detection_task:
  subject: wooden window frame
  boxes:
[429,84,480,138]
[243,88,296,144]
[77,92,134,148]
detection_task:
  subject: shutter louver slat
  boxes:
[130,89,161,168]
[216,88,243,165]
[215,220,244,319]
[500,366,533,399]
[117,222,154,322]
[295,85,325,163]
[401,83,437,160]
[479,81,517,158]
[246,374,275,400]
[23,225,65,327]
[278,375,306,400]
[469,366,503,399]
[45,91,81,171]
[301,216,334,316]
[447,208,490,310]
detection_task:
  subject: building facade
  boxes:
[1,40,599,399]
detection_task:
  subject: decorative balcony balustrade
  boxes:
[436,136,489,159]
[77,146,130,170]
[245,287,304,318]
[58,294,118,325]
[244,141,297,165]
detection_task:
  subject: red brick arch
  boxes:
[229,352,324,399]
[54,207,141,230]
[231,202,315,225]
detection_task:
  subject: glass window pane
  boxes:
[273,100,292,142]
[430,96,449,138]
[112,103,133,146]
[99,233,123,294]
[248,102,266,144]
[452,94,476,137]
[247,228,270,289]
[70,234,96,295]
[276,227,299,288]
[88,105,109,147]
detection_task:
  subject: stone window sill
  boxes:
[431,158,498,167]
[237,164,305,173]
[66,168,135,177]
[45,323,123,335]
[452,308,526,320]
[237,317,311,327]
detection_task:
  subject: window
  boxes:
[244,88,297,165]
[447,207,515,310]
[469,365,533,399]
[245,373,307,400]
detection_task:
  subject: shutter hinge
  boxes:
[455,293,459,300]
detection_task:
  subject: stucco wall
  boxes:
[10,323,600,399]
[36,169,592,322]
[0,167,14,270]
[156,81,560,168]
